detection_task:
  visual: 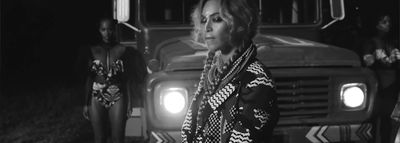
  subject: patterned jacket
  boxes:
[181,45,279,143]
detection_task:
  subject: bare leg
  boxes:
[109,95,127,143]
[89,97,108,143]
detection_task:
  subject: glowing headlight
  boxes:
[161,88,187,114]
[340,83,367,109]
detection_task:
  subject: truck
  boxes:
[114,0,379,142]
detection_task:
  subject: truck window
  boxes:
[260,0,319,24]
[144,0,319,25]
[144,0,199,25]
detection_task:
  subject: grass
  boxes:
[0,84,93,143]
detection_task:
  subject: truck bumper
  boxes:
[148,123,373,143]
[273,123,373,143]
[150,130,181,143]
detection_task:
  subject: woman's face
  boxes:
[99,20,115,43]
[201,0,230,52]
[377,15,391,33]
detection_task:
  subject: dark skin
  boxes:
[83,19,129,143]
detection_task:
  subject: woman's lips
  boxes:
[205,37,215,41]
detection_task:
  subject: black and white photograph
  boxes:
[1,0,399,143]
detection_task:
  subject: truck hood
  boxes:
[155,34,361,71]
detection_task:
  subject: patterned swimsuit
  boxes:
[90,59,124,108]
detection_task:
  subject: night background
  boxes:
[1,0,113,142]
[0,0,399,142]
[1,0,112,86]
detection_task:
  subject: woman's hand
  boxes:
[83,105,90,120]
[363,54,375,66]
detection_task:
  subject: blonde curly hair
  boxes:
[191,0,259,48]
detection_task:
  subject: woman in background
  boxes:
[82,17,146,143]
[362,14,400,143]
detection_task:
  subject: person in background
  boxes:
[181,0,279,142]
[82,17,147,143]
[362,13,400,143]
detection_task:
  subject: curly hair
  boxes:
[191,0,259,47]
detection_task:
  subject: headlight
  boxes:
[340,83,367,110]
[160,88,187,114]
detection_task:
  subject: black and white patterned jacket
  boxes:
[182,45,279,143]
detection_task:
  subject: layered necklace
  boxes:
[194,43,255,135]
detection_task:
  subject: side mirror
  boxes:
[113,0,141,33]
[330,0,345,20]
[113,0,130,22]
[322,0,345,29]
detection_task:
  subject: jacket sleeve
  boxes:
[229,71,279,143]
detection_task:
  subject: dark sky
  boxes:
[1,0,114,90]
[1,0,399,93]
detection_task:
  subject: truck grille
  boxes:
[275,76,330,119]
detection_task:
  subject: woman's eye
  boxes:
[212,17,223,22]
[200,17,207,24]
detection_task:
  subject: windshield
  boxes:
[260,0,319,24]
[144,0,319,25]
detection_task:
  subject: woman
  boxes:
[362,14,400,143]
[82,18,146,143]
[363,14,399,68]
[181,0,279,142]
